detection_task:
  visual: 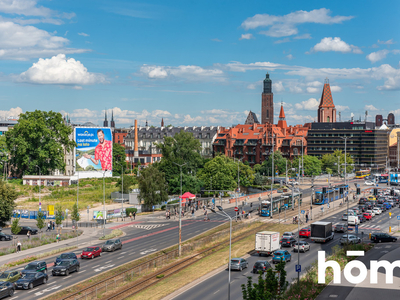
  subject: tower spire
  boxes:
[103,109,108,127]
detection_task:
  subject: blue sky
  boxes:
[0,0,399,127]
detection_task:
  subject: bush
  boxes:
[99,229,123,240]
[8,179,23,185]
[161,205,166,210]
[125,208,137,216]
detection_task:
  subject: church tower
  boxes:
[103,110,108,127]
[318,79,336,123]
[261,73,274,124]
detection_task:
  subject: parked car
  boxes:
[334,224,347,233]
[102,239,122,252]
[371,233,398,243]
[357,214,366,223]
[0,271,21,283]
[340,235,361,245]
[252,260,272,274]
[294,241,310,252]
[363,212,372,220]
[22,261,47,274]
[15,272,48,290]
[52,259,80,276]
[54,252,78,265]
[272,250,291,264]
[299,228,311,238]
[280,237,296,247]
[18,226,38,235]
[0,233,12,241]
[0,282,14,298]
[81,246,102,259]
[230,258,248,271]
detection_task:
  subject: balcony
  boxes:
[262,143,272,146]
[262,152,271,156]
[245,141,258,146]
[246,151,256,155]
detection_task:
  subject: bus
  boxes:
[356,169,370,179]
[374,174,388,183]
[313,184,349,205]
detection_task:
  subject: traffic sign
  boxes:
[234,207,239,212]
[295,265,301,272]
[355,225,358,234]
[397,216,400,220]
[301,210,305,214]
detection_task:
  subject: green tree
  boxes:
[55,204,63,229]
[112,143,126,176]
[260,151,287,176]
[116,175,137,194]
[11,218,21,244]
[36,211,45,239]
[5,110,75,176]
[242,260,288,300]
[321,150,354,175]
[0,180,17,226]
[71,203,80,227]
[293,155,322,176]
[0,136,8,178]
[168,173,204,195]
[137,165,168,207]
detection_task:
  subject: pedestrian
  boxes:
[191,208,195,218]
[250,202,253,208]
[248,212,251,219]
[56,233,60,243]
[27,231,30,239]
[204,210,208,221]
[133,211,136,220]
[129,212,133,221]
[16,240,21,253]
[306,214,309,223]
[46,222,50,232]
[52,221,55,230]
[166,210,169,220]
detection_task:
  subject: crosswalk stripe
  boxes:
[132,224,166,230]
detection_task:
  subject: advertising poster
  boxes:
[74,127,113,178]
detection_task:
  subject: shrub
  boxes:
[161,205,166,210]
[99,229,123,240]
[125,208,137,216]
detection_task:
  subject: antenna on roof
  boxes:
[325,77,329,84]
[365,110,368,122]
[339,111,341,122]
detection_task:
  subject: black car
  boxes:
[334,224,347,233]
[371,233,398,243]
[0,282,14,298]
[54,252,78,265]
[357,214,366,223]
[280,237,296,247]
[358,205,366,212]
[15,272,48,290]
[52,259,80,276]
[22,261,47,274]
[18,226,38,235]
[0,233,12,241]
[252,260,272,274]
[365,202,373,210]
[376,204,386,212]
[358,198,367,204]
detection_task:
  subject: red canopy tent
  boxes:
[179,192,196,203]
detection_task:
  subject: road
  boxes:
[5,204,249,300]
[172,199,399,300]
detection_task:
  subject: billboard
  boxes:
[74,127,113,178]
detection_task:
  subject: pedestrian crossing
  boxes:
[333,222,381,231]
[132,224,166,230]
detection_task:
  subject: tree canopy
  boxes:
[116,175,137,194]
[5,110,75,176]
[321,150,354,175]
[112,143,127,176]
[293,155,322,176]
[0,180,17,227]
[259,151,288,176]
[138,165,168,206]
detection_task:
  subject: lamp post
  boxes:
[294,182,300,284]
[35,165,41,212]
[173,162,186,257]
[340,137,351,245]
[117,163,125,220]
[270,134,275,219]
[301,137,304,184]
[102,170,107,237]
[233,156,243,208]
[211,206,232,300]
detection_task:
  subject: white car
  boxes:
[366,209,375,217]
[365,180,375,186]
[372,207,382,215]
[282,232,296,239]
[340,235,361,245]
[342,213,348,221]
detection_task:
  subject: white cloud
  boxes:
[18,54,107,85]
[306,87,318,93]
[307,81,323,87]
[367,49,400,63]
[0,21,89,60]
[239,33,253,40]
[78,32,89,37]
[274,38,290,44]
[330,85,342,92]
[364,104,378,111]
[286,54,293,60]
[295,98,319,110]
[247,83,256,90]
[272,81,284,92]
[241,8,353,37]
[378,39,395,45]
[139,64,225,81]
[211,38,221,42]
[294,33,312,40]
[289,86,303,93]
[336,105,349,111]
[0,107,23,120]
[0,0,53,17]
[311,37,362,54]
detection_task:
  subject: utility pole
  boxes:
[103,170,106,237]
[296,182,300,284]
[301,137,304,184]
[310,176,314,220]
[173,162,186,257]
[270,134,275,219]
[340,137,351,245]
[35,165,41,212]
[285,159,288,184]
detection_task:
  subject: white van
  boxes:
[348,215,360,226]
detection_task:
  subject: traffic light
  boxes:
[356,188,360,195]
[391,189,394,196]
[339,187,344,194]
[373,189,378,196]
[322,187,327,193]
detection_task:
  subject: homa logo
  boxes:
[318,250,400,284]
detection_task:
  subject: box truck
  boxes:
[255,231,280,256]
[310,221,334,243]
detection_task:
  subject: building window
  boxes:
[294,148,299,155]
[327,116,330,122]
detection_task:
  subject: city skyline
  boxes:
[0,0,399,127]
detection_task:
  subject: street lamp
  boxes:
[35,165,41,211]
[340,136,351,245]
[210,206,232,300]
[117,162,125,221]
[270,134,275,219]
[173,162,186,257]
[102,169,107,237]
[233,155,243,208]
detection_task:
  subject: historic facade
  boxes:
[261,73,274,124]
[318,79,336,123]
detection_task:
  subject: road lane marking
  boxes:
[48,282,56,285]
[121,252,126,254]
[92,265,101,268]
[27,288,39,293]
[128,252,135,255]
[105,261,112,263]
[117,256,125,259]
[213,290,220,295]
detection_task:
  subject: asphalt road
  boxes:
[5,204,249,300]
[172,199,400,300]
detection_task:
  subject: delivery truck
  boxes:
[255,231,280,256]
[310,221,334,243]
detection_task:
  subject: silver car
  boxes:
[102,239,122,252]
[294,241,310,252]
[340,235,361,245]
[229,258,248,271]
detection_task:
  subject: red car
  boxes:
[363,212,372,220]
[81,246,102,259]
[299,228,311,238]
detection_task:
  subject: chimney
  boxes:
[134,119,139,157]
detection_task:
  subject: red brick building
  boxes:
[113,128,130,147]
[318,79,337,123]
[213,105,309,165]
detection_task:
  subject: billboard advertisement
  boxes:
[74,127,113,178]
